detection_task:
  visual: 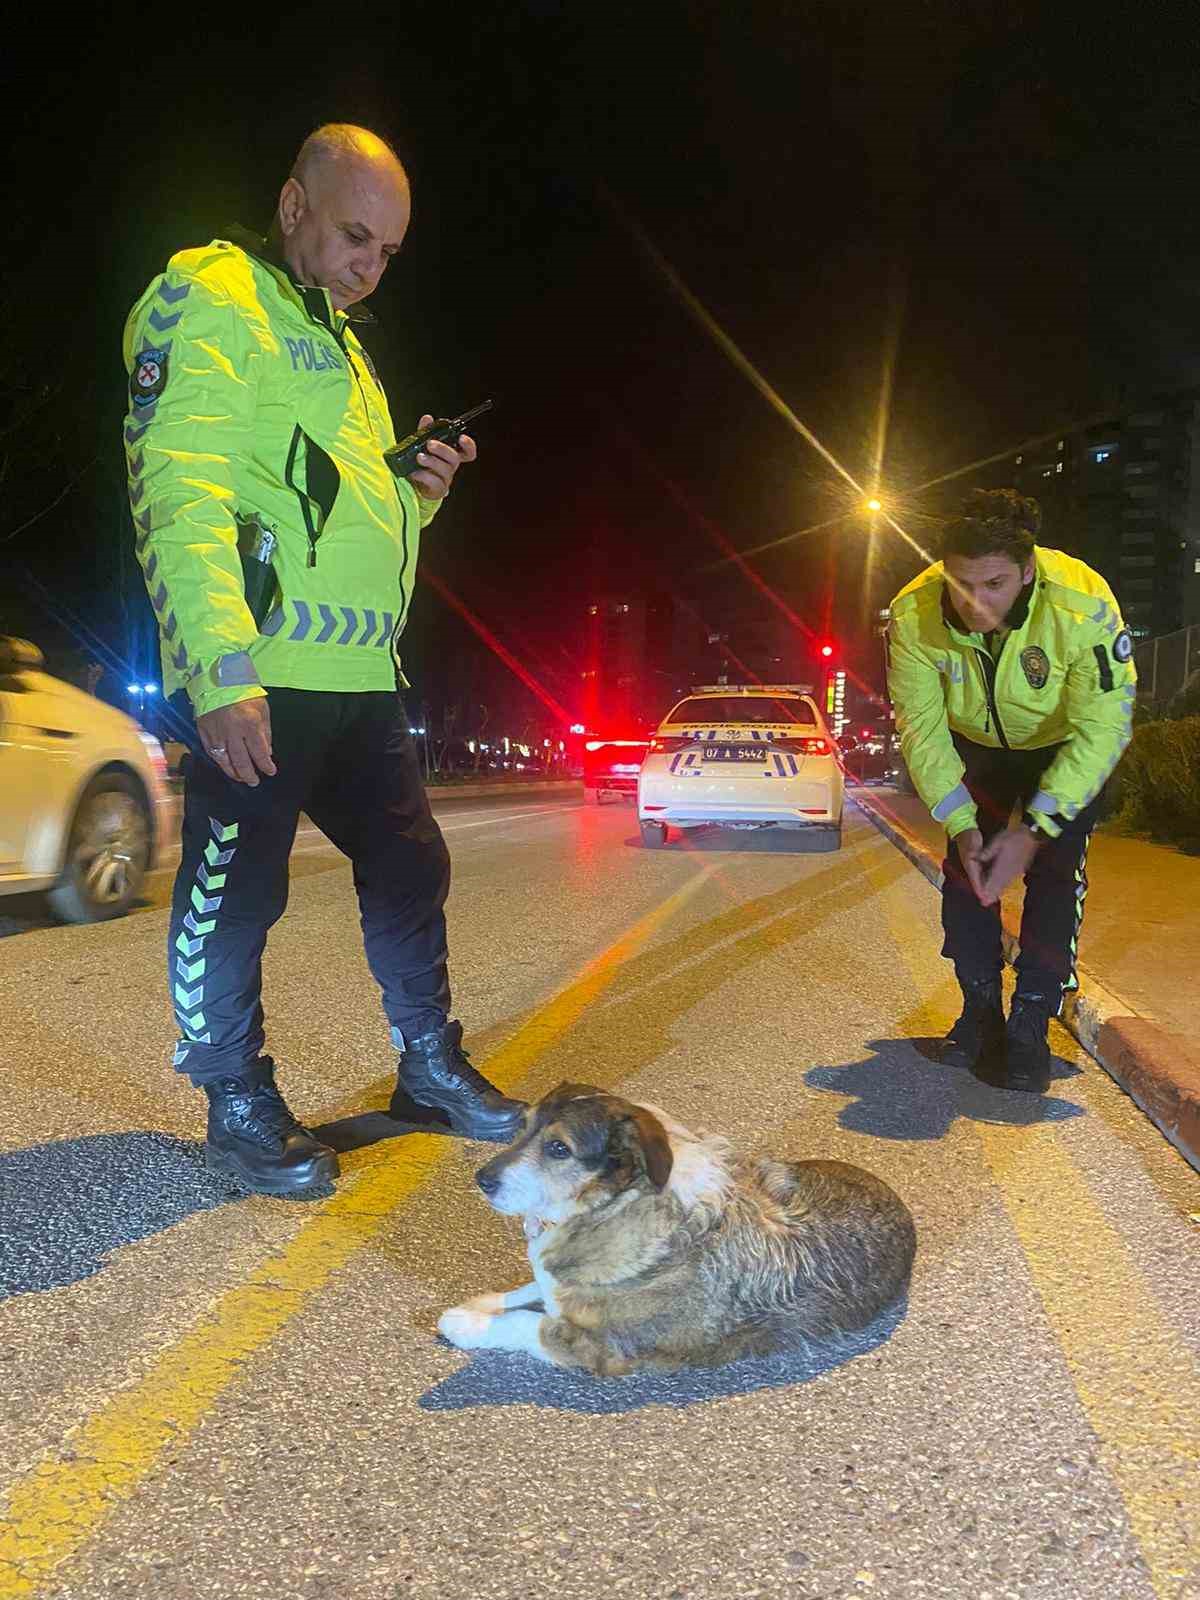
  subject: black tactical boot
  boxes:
[392,1020,525,1143]
[942,973,1006,1075]
[204,1059,339,1195]
[1004,993,1054,1094]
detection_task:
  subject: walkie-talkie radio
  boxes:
[237,515,279,629]
[384,401,494,479]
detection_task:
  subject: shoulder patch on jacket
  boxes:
[130,346,169,407]
[1020,645,1050,689]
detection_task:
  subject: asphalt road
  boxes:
[1,795,1198,1600]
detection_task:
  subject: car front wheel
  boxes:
[46,772,152,923]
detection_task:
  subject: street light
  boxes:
[865,497,882,513]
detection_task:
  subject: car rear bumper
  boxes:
[638,769,842,825]
[586,774,639,795]
[640,806,840,826]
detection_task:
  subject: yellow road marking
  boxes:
[0,867,713,1597]
[974,1123,1200,1595]
[857,841,1200,1599]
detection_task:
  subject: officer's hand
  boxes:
[955,827,987,903]
[196,698,277,788]
[977,825,1040,906]
[409,413,477,501]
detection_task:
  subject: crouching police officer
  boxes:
[886,489,1136,1093]
[122,123,525,1194]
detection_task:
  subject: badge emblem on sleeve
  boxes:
[131,347,169,408]
[1020,645,1050,689]
[1112,629,1133,663]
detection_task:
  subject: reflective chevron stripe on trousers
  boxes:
[167,687,451,1086]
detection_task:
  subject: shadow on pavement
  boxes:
[0,1099,456,1299]
[805,1037,1085,1141]
[0,1131,235,1300]
[623,827,842,854]
[419,1299,907,1415]
[313,1092,456,1154]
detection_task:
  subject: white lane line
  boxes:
[441,804,580,833]
[146,803,581,877]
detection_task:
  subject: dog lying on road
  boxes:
[438,1084,916,1376]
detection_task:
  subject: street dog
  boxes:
[438,1084,916,1376]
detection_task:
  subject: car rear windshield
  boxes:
[664,697,817,727]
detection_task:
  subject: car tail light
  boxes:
[138,731,169,779]
[585,739,648,751]
[648,736,687,753]
[776,736,831,756]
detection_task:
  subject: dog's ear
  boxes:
[616,1105,673,1190]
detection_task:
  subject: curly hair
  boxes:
[941,488,1040,565]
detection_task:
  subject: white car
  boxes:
[637,685,844,850]
[0,637,169,922]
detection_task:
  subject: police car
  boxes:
[637,685,844,849]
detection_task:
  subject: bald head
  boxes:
[292,123,409,203]
[276,123,411,311]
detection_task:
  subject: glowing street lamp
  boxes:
[865,497,883,513]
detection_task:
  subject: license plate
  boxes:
[701,746,763,763]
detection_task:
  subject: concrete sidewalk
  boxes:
[850,784,1200,1175]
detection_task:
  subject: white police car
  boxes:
[637,685,844,849]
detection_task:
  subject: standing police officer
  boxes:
[123,124,525,1195]
[886,489,1136,1093]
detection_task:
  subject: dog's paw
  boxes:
[462,1291,509,1316]
[438,1303,494,1349]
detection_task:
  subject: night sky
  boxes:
[5,3,1200,721]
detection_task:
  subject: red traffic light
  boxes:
[819,643,834,659]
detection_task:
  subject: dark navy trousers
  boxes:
[941,736,1102,1013]
[167,688,451,1086]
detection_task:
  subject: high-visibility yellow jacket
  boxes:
[886,546,1137,839]
[122,229,439,717]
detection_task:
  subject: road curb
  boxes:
[850,789,1200,1174]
